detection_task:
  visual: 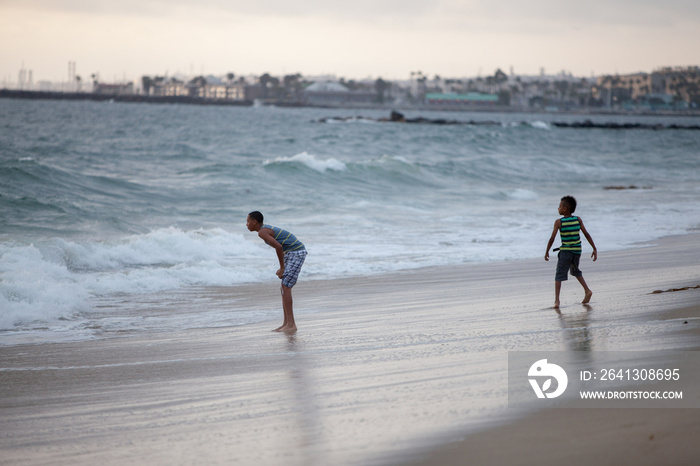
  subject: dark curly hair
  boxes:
[561,196,577,214]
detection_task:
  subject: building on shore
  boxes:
[301,81,376,106]
[594,66,700,108]
[148,80,188,97]
[144,78,246,101]
[425,92,499,108]
[93,82,134,96]
[202,83,245,100]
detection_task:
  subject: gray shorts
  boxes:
[555,250,583,282]
[282,249,307,288]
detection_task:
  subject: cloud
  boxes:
[439,0,700,34]
[5,0,700,32]
[2,0,440,21]
[1,0,698,80]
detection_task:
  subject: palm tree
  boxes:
[269,76,281,100]
[494,68,508,84]
[259,73,272,98]
[375,77,389,103]
[554,81,569,101]
[188,76,207,98]
[141,76,152,95]
[283,73,303,101]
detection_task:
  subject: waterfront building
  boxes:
[595,66,700,106]
[425,92,498,107]
[93,82,134,95]
[302,81,376,106]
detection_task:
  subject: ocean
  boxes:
[1,98,699,344]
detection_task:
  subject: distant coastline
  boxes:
[0,89,253,107]
[2,89,699,117]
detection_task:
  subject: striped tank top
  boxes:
[262,224,305,253]
[559,216,582,254]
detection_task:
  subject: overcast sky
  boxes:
[2,0,699,83]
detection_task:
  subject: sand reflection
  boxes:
[555,305,593,352]
[284,334,324,465]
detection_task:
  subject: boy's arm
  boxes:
[545,219,561,261]
[258,229,286,277]
[579,218,598,261]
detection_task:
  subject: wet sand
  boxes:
[1,234,699,465]
[407,305,700,466]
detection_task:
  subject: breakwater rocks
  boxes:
[319,111,700,130]
[319,111,500,126]
[603,185,652,190]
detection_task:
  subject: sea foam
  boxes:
[0,228,272,329]
[0,243,89,329]
[264,152,346,173]
[507,188,539,201]
[530,121,551,130]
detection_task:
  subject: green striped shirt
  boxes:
[560,216,582,254]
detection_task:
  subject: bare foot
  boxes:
[282,325,297,334]
[582,290,593,304]
[272,325,285,332]
[553,301,560,309]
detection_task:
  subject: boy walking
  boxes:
[545,196,597,308]
[246,211,307,333]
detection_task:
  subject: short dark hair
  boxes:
[561,196,577,213]
[248,211,264,223]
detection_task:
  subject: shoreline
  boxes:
[1,233,699,465]
[405,318,700,466]
[2,89,700,117]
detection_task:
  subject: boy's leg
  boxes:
[554,251,570,308]
[577,276,593,304]
[281,284,296,332]
[570,254,592,304]
[273,284,289,332]
[274,285,295,332]
[554,281,562,308]
[274,250,305,333]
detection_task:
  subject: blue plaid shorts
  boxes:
[282,249,307,288]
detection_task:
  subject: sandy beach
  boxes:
[1,233,699,465]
